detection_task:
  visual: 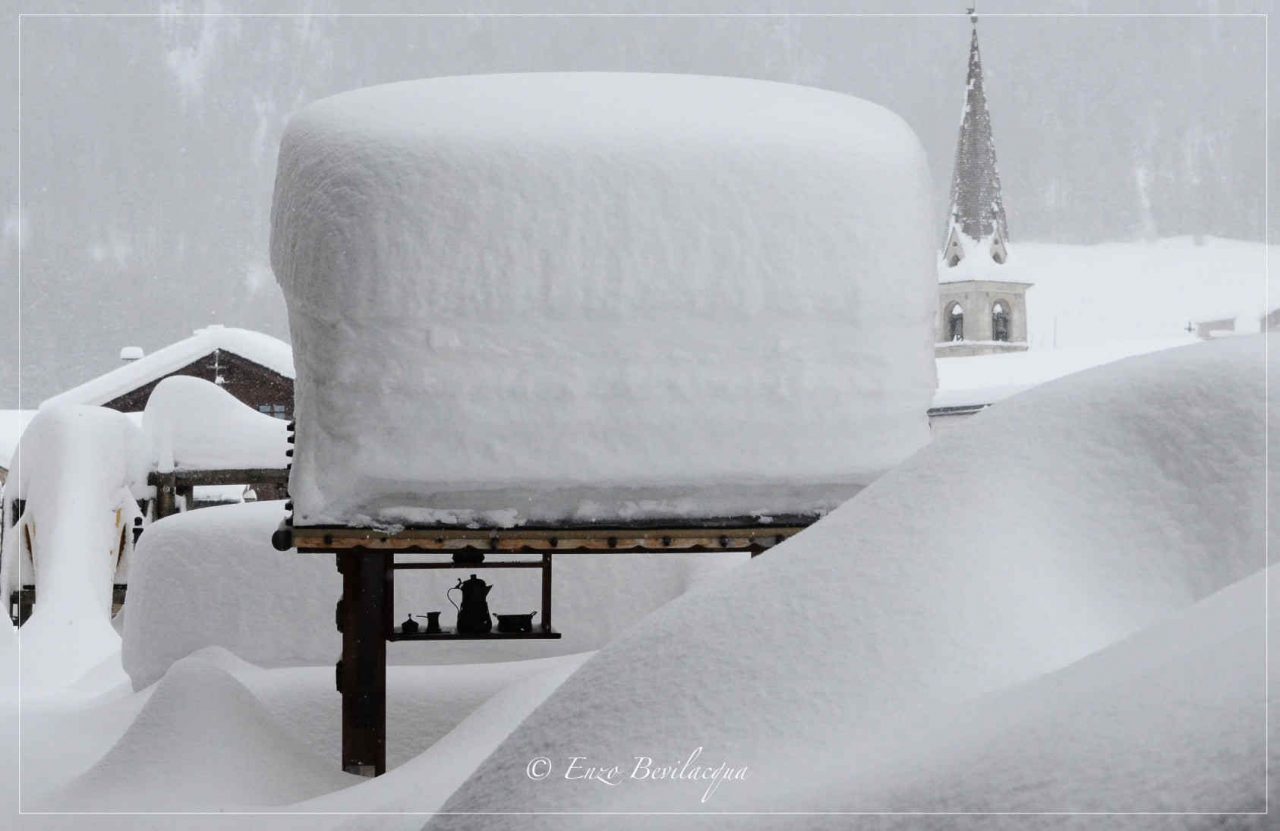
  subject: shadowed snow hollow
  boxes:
[430,335,1270,820]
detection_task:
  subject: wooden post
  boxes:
[541,553,553,633]
[338,549,390,776]
[153,473,176,519]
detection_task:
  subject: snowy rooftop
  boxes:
[42,326,294,410]
[271,73,938,526]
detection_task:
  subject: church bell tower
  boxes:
[937,8,1031,357]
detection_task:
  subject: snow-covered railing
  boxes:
[148,467,290,519]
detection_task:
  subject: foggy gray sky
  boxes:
[0,0,1273,403]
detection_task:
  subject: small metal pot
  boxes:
[493,611,538,634]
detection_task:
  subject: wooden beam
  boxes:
[388,630,561,641]
[147,468,290,487]
[290,525,807,555]
[391,560,545,569]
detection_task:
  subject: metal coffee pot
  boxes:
[448,574,492,634]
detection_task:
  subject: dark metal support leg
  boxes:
[338,549,390,776]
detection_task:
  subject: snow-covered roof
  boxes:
[0,409,37,469]
[42,326,294,410]
[272,73,938,526]
[938,264,1032,286]
[143,376,289,472]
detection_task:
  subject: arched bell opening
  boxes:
[947,302,965,342]
[992,300,1011,342]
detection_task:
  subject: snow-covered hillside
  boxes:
[934,236,1275,406]
[983,236,1273,350]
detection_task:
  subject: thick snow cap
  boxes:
[271,73,937,527]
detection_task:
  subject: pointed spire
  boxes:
[942,7,1009,268]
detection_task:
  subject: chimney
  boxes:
[119,346,144,363]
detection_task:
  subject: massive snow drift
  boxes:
[271,73,937,527]
[432,335,1271,819]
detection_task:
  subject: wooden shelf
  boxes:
[392,559,544,570]
[389,551,557,641]
[389,627,561,641]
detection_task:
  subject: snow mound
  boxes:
[54,649,356,811]
[2,405,147,689]
[122,501,336,689]
[123,500,748,689]
[142,375,288,471]
[291,653,589,818]
[432,335,1269,817]
[271,72,937,526]
[933,336,1200,409]
[787,565,1271,816]
[230,655,583,778]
